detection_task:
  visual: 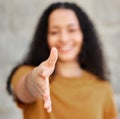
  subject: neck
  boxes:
[55,61,82,78]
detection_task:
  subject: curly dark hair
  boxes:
[7,2,109,95]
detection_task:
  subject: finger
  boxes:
[44,97,51,109]
[47,106,52,113]
[37,47,58,78]
[41,67,52,78]
[42,77,50,98]
[40,47,58,78]
[47,47,58,68]
[43,78,52,112]
[37,65,50,78]
[44,96,52,113]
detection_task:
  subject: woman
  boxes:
[6,2,118,119]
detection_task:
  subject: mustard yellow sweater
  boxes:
[12,66,118,119]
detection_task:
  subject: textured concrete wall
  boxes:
[0,0,120,118]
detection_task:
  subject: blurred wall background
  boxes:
[0,0,120,118]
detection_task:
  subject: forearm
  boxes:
[14,72,38,103]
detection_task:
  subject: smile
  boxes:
[58,46,73,52]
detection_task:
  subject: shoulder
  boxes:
[84,70,113,93]
[13,65,34,75]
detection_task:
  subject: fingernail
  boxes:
[47,107,52,113]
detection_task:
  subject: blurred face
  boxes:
[47,9,83,62]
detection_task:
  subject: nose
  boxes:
[59,30,69,43]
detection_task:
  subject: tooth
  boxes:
[60,46,71,51]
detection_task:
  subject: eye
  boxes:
[49,31,58,35]
[68,29,77,33]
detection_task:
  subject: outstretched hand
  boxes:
[27,47,58,113]
[38,47,58,112]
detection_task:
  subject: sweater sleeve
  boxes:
[104,83,118,119]
[11,65,34,108]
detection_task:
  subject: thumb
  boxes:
[47,47,58,68]
[40,47,58,78]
